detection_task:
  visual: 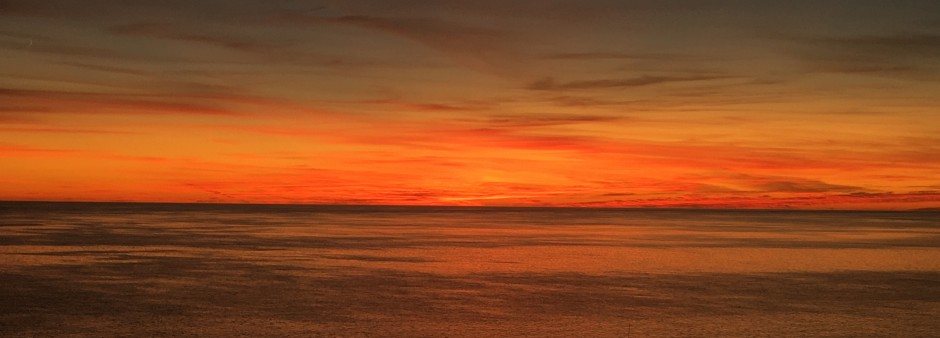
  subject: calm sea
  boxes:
[1,202,938,337]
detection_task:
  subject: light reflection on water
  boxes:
[1,202,938,337]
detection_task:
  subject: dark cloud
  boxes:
[182,183,244,202]
[0,30,220,64]
[834,191,940,205]
[785,32,940,79]
[316,0,765,23]
[0,0,321,23]
[2,4,388,69]
[0,114,42,124]
[824,33,940,57]
[110,23,271,51]
[527,75,729,91]
[109,22,296,53]
[56,62,151,76]
[697,172,867,194]
[0,87,238,116]
[544,52,685,61]
[543,95,641,108]
[472,114,625,128]
[0,144,84,156]
[0,126,135,134]
[0,30,45,40]
[0,36,127,60]
[362,99,479,112]
[756,180,861,193]
[692,184,742,193]
[282,14,519,74]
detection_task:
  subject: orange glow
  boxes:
[2,2,940,209]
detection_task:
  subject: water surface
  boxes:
[1,202,938,337]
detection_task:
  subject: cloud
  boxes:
[0,2,335,66]
[691,172,866,194]
[0,30,30,38]
[0,144,86,158]
[56,62,151,76]
[754,180,861,193]
[0,87,238,116]
[282,14,519,74]
[0,82,340,118]
[539,95,654,108]
[527,75,730,91]
[0,0,321,23]
[466,114,626,129]
[543,52,684,61]
[103,20,448,70]
[784,32,940,79]
[362,99,480,112]
[0,35,128,60]
[0,113,42,123]
[0,126,135,134]
[0,29,220,64]
[109,22,296,53]
[566,190,940,210]
[826,33,940,57]
[691,184,742,194]
[0,144,193,163]
[181,182,244,202]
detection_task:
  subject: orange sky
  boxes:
[2,1,940,209]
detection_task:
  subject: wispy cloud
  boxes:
[0,0,320,23]
[282,14,520,74]
[0,113,42,123]
[824,33,940,57]
[733,174,863,193]
[569,191,940,210]
[55,62,151,76]
[0,81,344,119]
[362,98,481,112]
[0,87,238,116]
[109,22,296,53]
[783,32,940,79]
[0,126,135,134]
[462,114,626,129]
[543,52,685,61]
[0,144,84,157]
[0,35,128,60]
[527,75,730,91]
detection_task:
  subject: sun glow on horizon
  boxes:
[1,1,940,210]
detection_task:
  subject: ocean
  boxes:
[1,202,938,337]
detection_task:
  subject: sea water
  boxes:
[1,202,938,337]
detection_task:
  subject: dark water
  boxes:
[1,202,938,337]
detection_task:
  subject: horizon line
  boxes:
[1,200,937,212]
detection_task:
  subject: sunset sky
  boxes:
[1,0,939,209]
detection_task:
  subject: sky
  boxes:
[1,0,939,209]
